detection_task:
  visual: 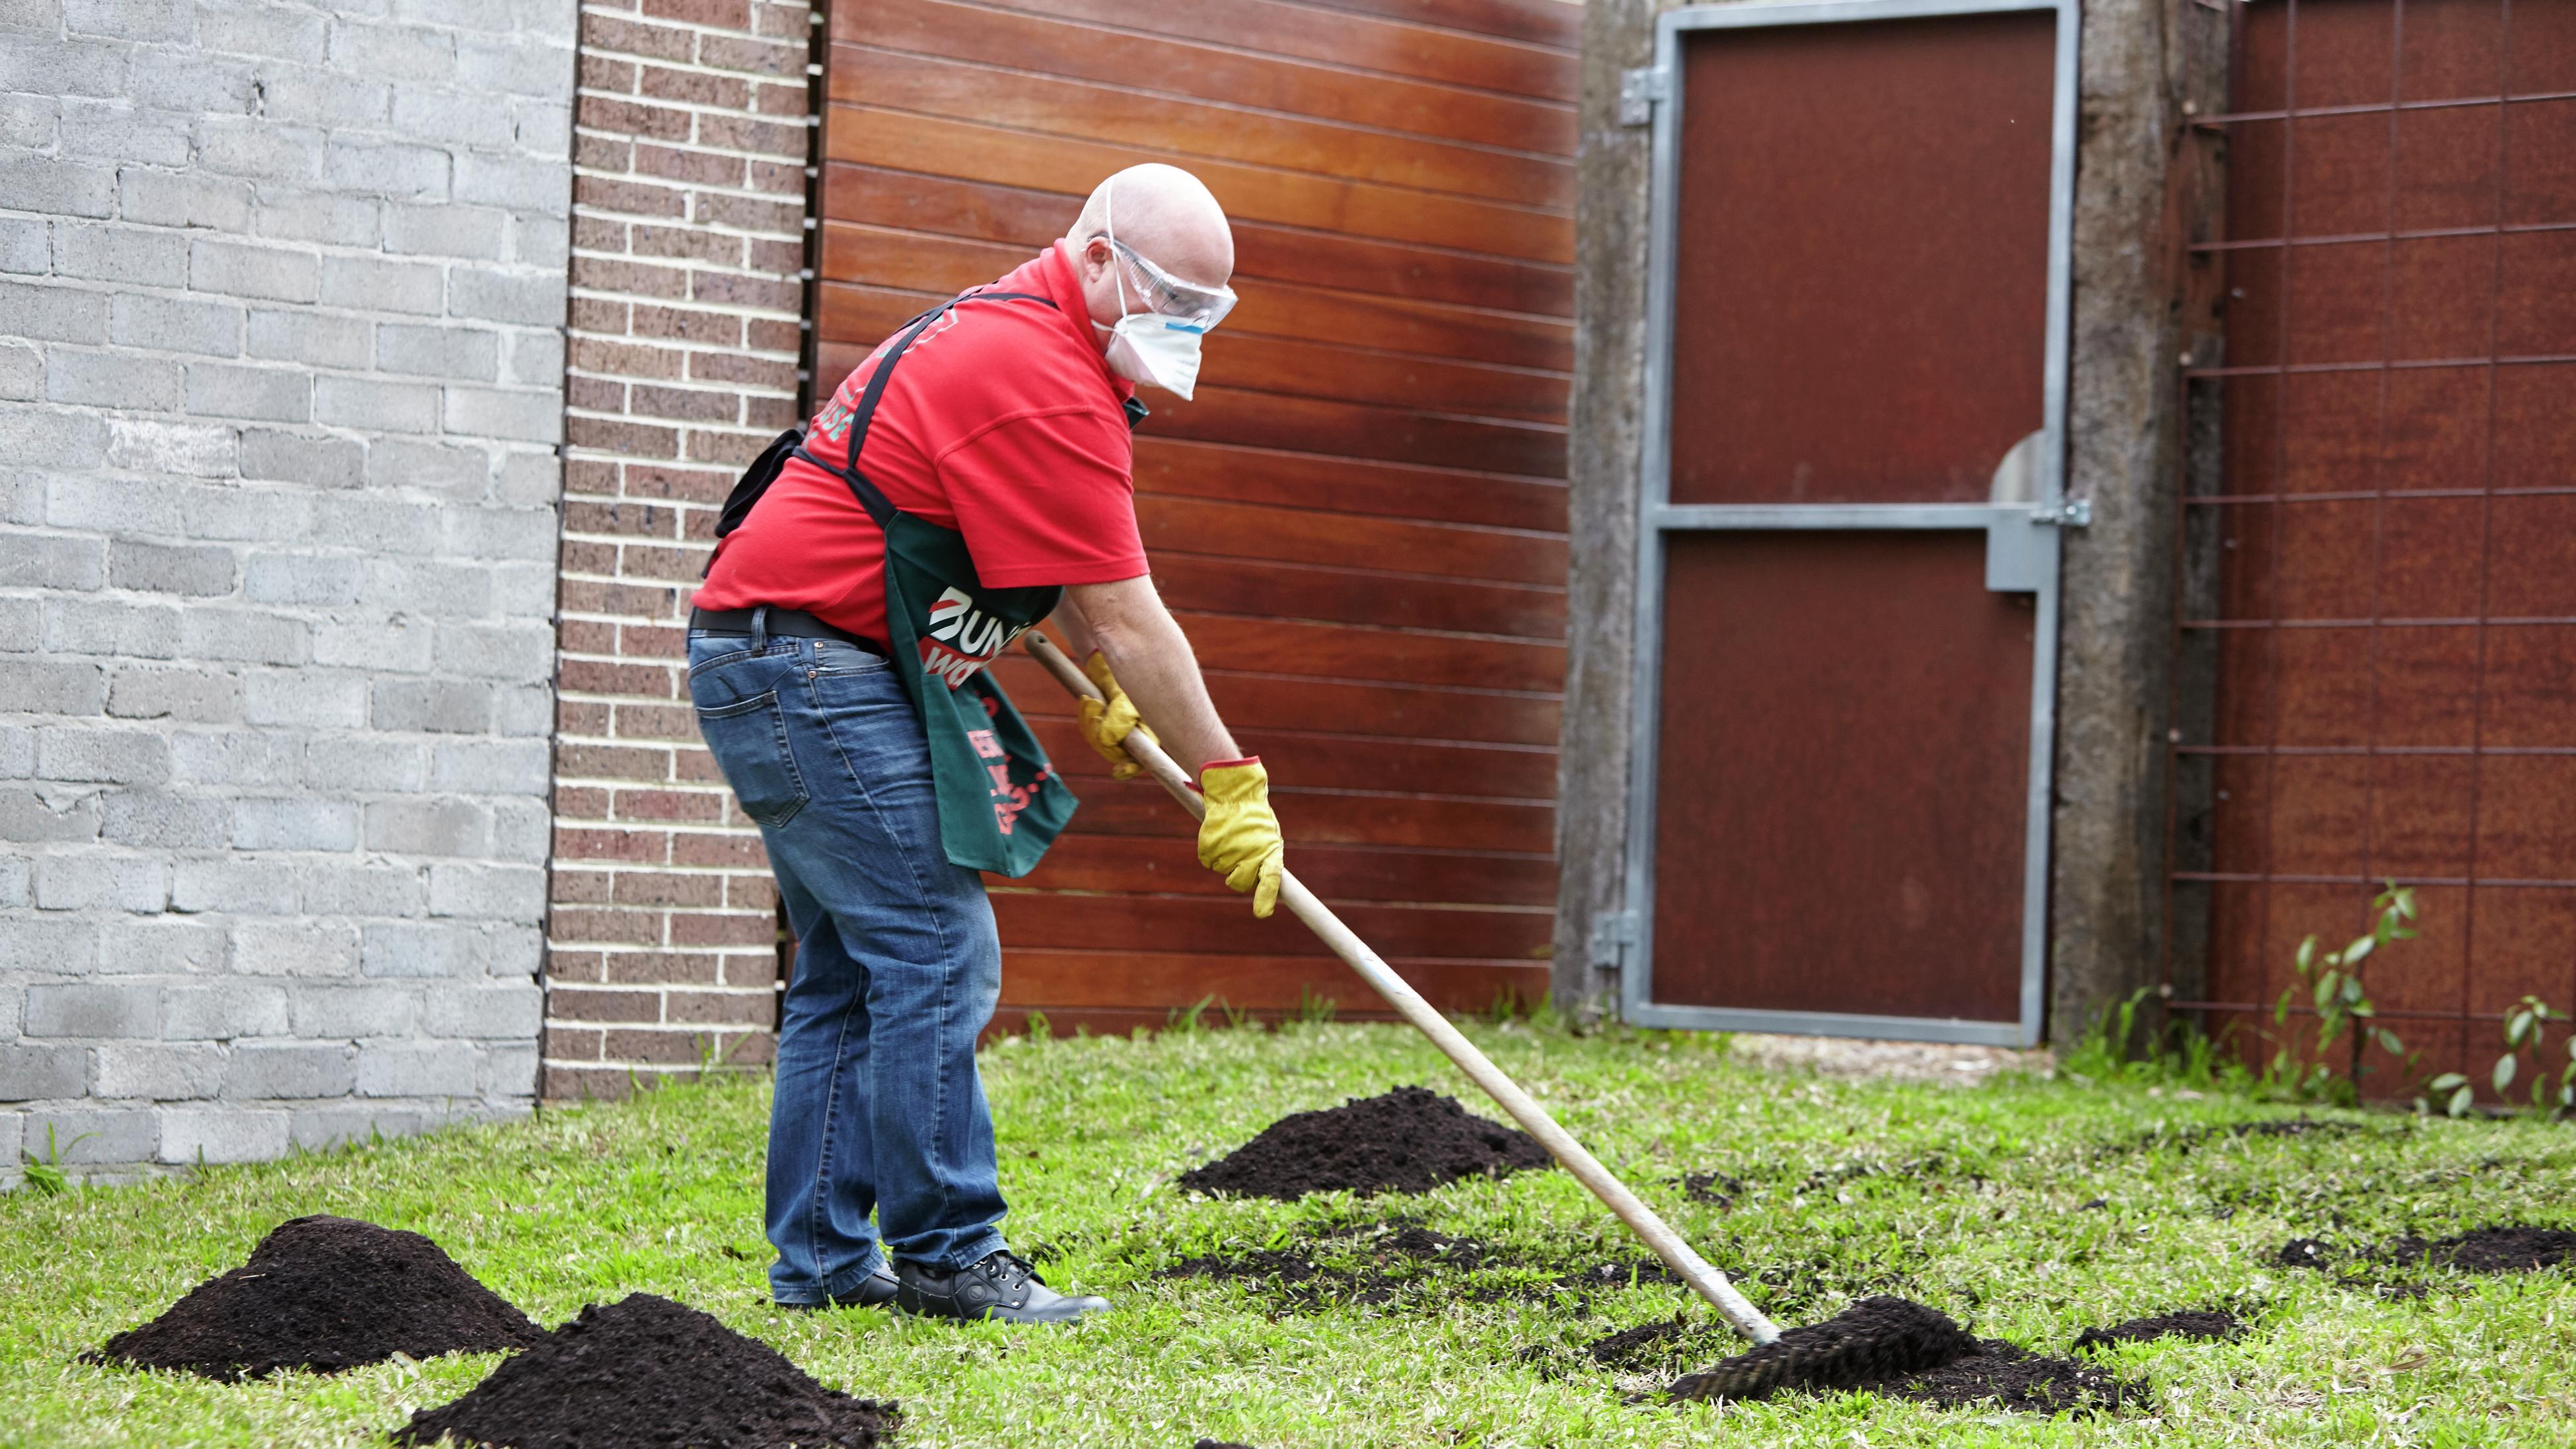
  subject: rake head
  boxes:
[1665,1296,1977,1403]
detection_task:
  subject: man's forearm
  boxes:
[1063,579,1241,774]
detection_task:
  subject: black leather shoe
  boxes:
[894,1250,1110,1324]
[779,1267,899,1310]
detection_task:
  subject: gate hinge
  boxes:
[1618,68,1670,126]
[1587,910,1639,971]
[2036,497,2093,527]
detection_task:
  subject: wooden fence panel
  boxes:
[815,0,1577,1032]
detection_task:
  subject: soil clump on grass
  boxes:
[2071,1310,2240,1351]
[90,1215,540,1381]
[394,1293,895,1449]
[1649,1300,2142,1414]
[1178,1086,1550,1200]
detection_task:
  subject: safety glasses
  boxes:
[1106,236,1236,332]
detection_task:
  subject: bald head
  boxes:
[1063,164,1234,341]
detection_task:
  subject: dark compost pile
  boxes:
[395,1293,896,1449]
[90,1215,541,1380]
[1659,1298,2143,1414]
[1178,1086,1552,1200]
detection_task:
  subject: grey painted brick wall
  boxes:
[1,0,577,1183]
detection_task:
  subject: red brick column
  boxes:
[542,0,816,1099]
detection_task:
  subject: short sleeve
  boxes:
[936,406,1149,588]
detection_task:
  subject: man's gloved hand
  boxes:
[1077,650,1157,781]
[1196,758,1284,919]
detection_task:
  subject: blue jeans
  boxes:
[687,624,1009,1305]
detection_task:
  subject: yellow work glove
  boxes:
[1076,650,1157,781]
[1196,758,1285,919]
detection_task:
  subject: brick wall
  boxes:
[0,0,575,1180]
[539,0,815,1099]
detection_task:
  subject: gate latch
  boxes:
[1587,910,1639,972]
[1986,430,2087,590]
[1618,68,1669,126]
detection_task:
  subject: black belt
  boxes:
[690,606,886,657]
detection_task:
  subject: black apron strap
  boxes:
[793,288,1059,529]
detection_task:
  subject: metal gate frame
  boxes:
[1619,0,2083,1047]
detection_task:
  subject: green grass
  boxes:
[4,1020,2575,1447]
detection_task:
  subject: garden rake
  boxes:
[1020,631,1974,1400]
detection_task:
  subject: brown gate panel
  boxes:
[1668,12,2057,507]
[1652,532,2033,1021]
[2170,0,2576,1093]
[816,0,1579,1033]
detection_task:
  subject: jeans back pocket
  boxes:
[695,690,810,828]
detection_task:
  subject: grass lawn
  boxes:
[3,1018,2573,1447]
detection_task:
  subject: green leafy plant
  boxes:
[2428,995,2575,1119]
[20,1124,96,1196]
[1294,985,1338,1025]
[2062,987,2244,1090]
[2269,881,2417,1104]
[1167,993,1217,1033]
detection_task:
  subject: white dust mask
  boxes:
[1104,312,1204,400]
[1092,185,1229,400]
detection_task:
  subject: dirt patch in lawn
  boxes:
[1159,1222,1496,1308]
[1875,1339,2145,1413]
[2071,1310,2241,1351]
[2279,1224,2576,1280]
[2383,1226,2576,1273]
[2104,1117,2388,1161]
[394,1293,895,1449]
[1580,1314,1738,1372]
[1178,1086,1550,1200]
[1159,1219,1684,1312]
[89,1215,540,1381]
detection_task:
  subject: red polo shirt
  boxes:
[694,243,1149,643]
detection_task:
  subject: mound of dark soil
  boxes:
[1178,1086,1551,1200]
[394,1293,895,1449]
[2384,1226,2576,1273]
[1661,1300,2143,1414]
[2071,1310,2240,1351]
[1666,1297,1979,1403]
[90,1215,540,1380]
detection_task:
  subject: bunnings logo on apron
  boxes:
[710,286,1096,878]
[922,586,1022,688]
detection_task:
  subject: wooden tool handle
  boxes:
[1019,631,1781,1344]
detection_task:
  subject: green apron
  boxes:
[720,289,1093,876]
